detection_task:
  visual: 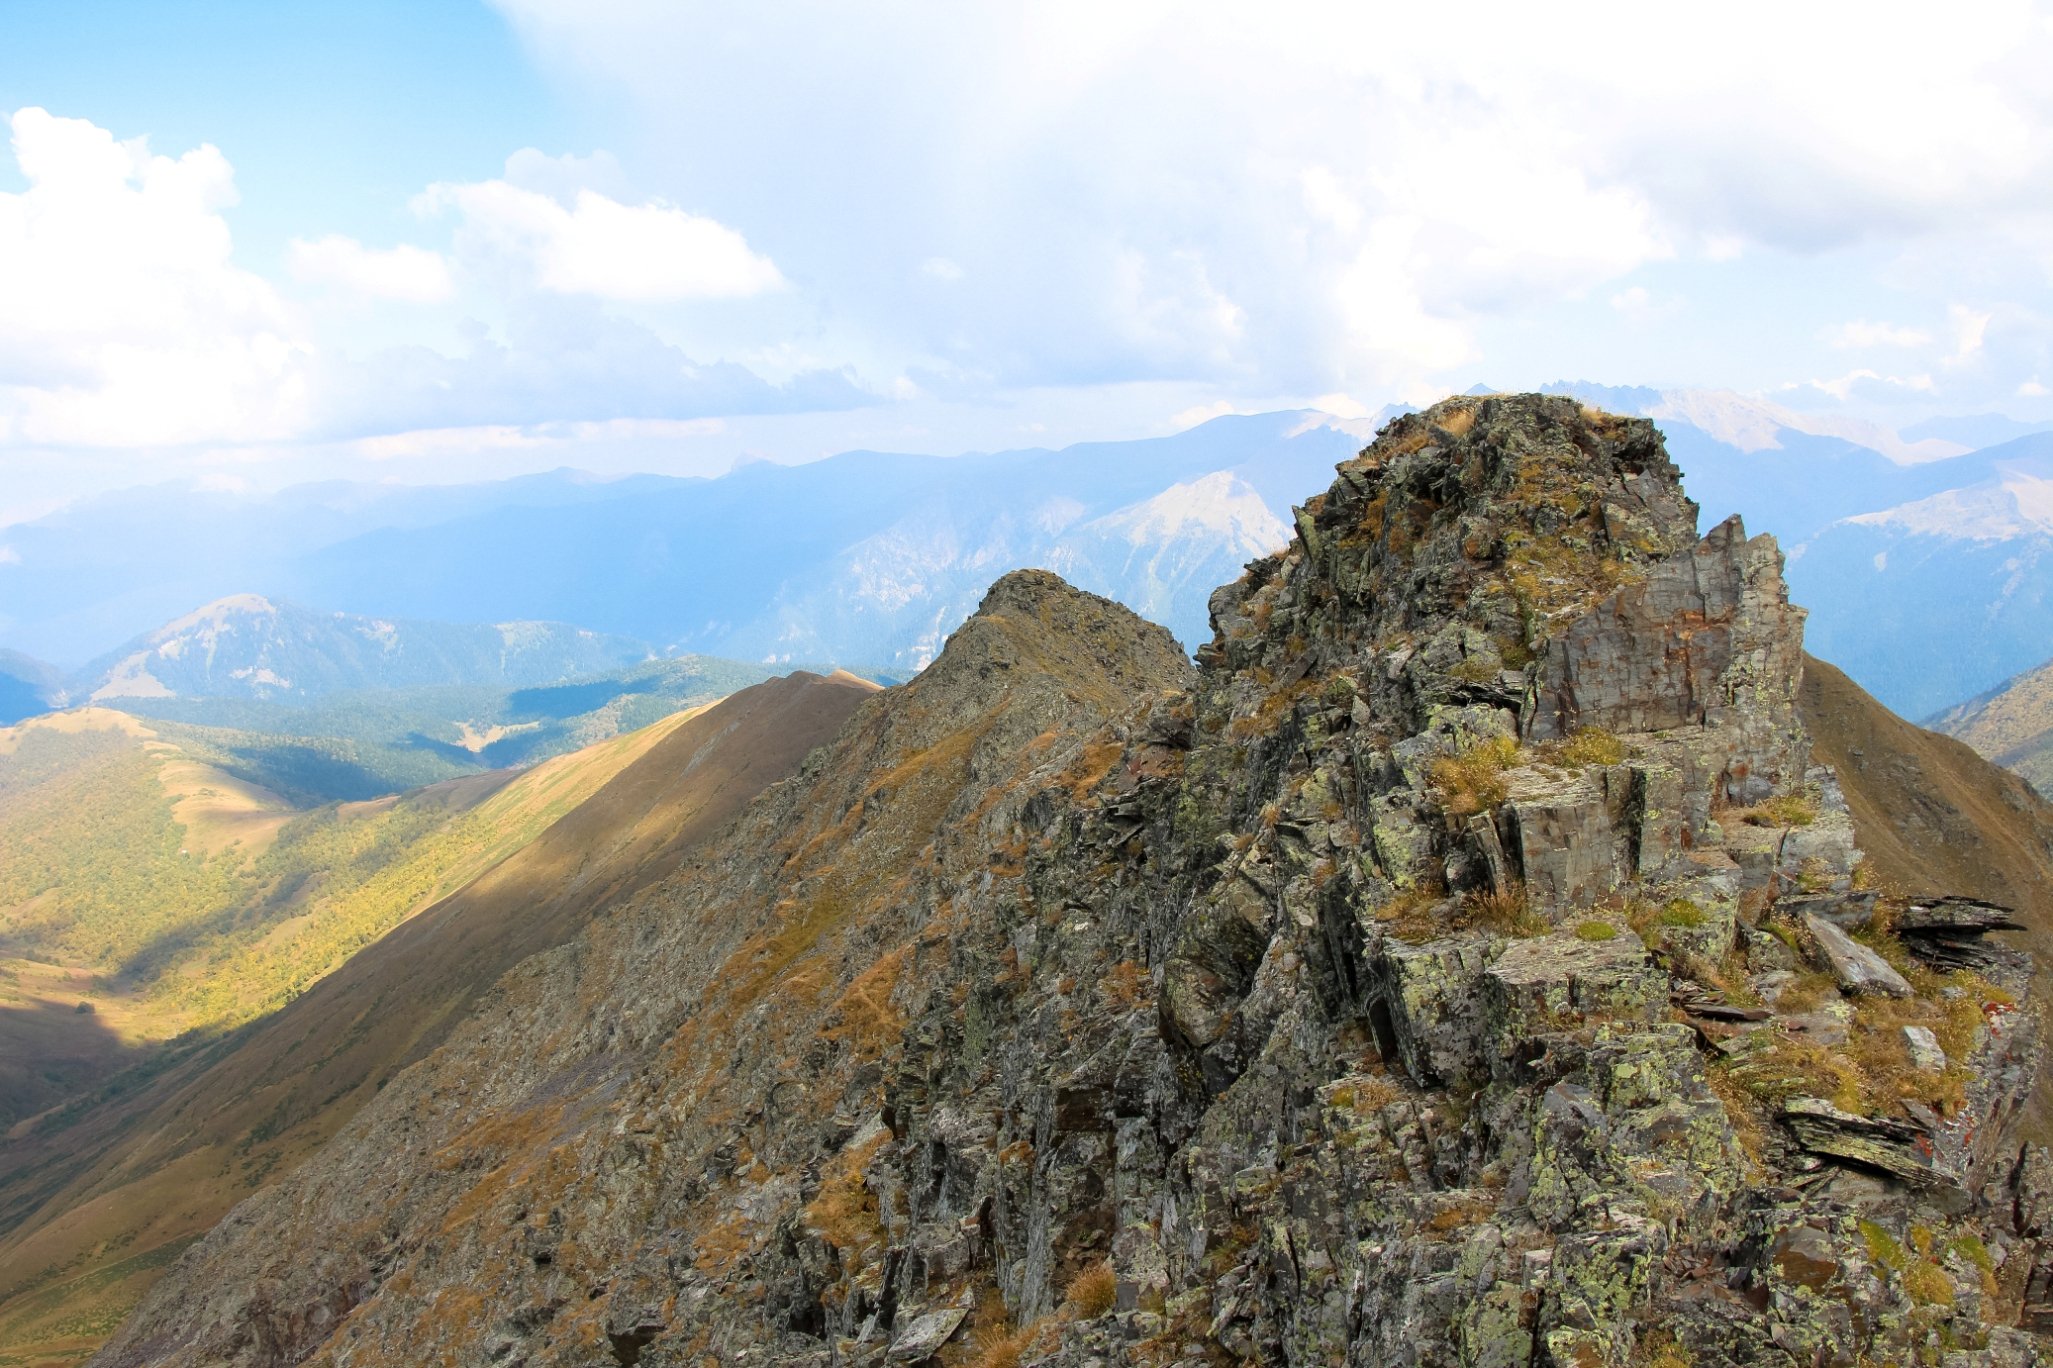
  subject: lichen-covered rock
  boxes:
[90,396,2052,1368]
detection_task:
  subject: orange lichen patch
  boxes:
[823,946,909,1061]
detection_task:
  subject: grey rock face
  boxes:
[90,396,2053,1368]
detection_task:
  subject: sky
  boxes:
[3,0,2052,522]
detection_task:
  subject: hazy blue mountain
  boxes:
[0,649,60,725]
[73,595,656,705]
[1903,413,2053,450]
[0,469,679,666]
[1789,436,2053,717]
[9,397,2053,719]
[268,411,1363,669]
[113,653,777,803]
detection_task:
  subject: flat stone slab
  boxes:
[887,1306,968,1361]
[1803,913,1911,998]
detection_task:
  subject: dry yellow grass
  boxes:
[1429,735,1519,818]
[1064,1260,1117,1318]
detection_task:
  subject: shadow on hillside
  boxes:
[400,725,569,770]
[0,997,161,1133]
[505,676,658,721]
[206,740,424,805]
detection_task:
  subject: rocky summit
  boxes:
[93,395,2053,1366]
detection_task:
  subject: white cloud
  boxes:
[420,172,784,302]
[1308,391,1370,419]
[1787,369,1938,407]
[488,0,2053,398]
[920,256,966,283]
[2021,378,2049,398]
[287,235,453,303]
[1947,304,1993,366]
[1169,399,1245,429]
[0,545,18,565]
[1826,320,1932,348]
[0,107,307,447]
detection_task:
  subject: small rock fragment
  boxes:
[886,1306,968,1361]
[1903,1024,1946,1073]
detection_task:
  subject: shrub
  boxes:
[1573,920,1619,942]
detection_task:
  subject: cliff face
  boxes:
[94,396,2053,1367]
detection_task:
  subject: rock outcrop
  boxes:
[92,396,2053,1367]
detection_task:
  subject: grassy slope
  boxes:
[0,671,876,1367]
[1927,655,2053,794]
[0,703,696,1139]
[1801,653,2053,1135]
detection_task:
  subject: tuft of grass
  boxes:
[1860,1220,1908,1271]
[1638,1332,1694,1368]
[1064,1260,1118,1318]
[1539,727,1627,768]
[1328,1075,1401,1116]
[1717,1031,1863,1112]
[1573,920,1619,942]
[1771,971,1839,1015]
[1463,882,1546,937]
[1429,735,1519,818]
[803,1131,888,1254]
[1903,1259,1956,1307]
[1734,792,1818,828]
[970,1322,1037,1368]
[1374,882,1448,942]
[1658,898,1706,928]
[1704,1060,1770,1171]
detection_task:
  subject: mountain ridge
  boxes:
[85,395,2053,1367]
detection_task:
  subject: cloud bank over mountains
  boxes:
[2,1,2051,508]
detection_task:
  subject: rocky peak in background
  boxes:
[93,395,2053,1367]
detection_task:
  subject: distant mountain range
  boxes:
[5,393,2053,720]
[0,414,1367,675]
[71,594,656,703]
